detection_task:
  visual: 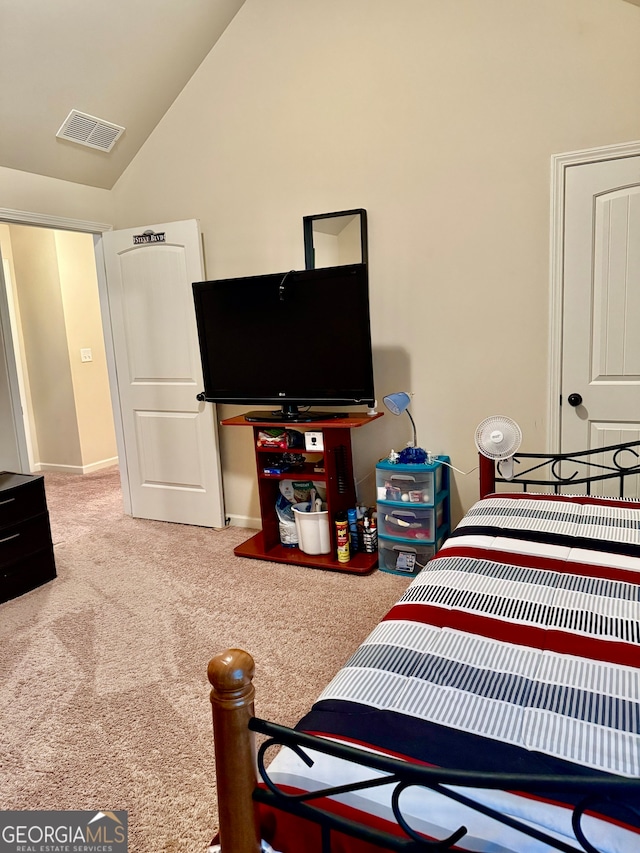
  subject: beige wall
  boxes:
[9,225,82,469]
[108,0,640,524]
[0,165,114,225]
[56,230,117,468]
[338,216,363,267]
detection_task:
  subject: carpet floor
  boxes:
[0,467,409,852]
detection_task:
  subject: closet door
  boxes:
[562,156,640,480]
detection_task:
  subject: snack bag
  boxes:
[256,428,305,449]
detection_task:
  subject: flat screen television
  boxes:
[192,263,375,422]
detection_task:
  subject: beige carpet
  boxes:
[0,467,409,852]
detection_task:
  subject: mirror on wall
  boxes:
[303,208,368,270]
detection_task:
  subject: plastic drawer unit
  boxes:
[376,456,450,577]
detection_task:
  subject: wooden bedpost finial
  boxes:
[208,649,261,853]
[208,648,255,704]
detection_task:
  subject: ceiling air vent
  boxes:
[56,110,125,152]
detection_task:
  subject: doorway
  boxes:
[1,208,226,529]
[0,221,118,476]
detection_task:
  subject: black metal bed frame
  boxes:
[252,718,640,853]
[491,439,640,496]
[243,442,640,853]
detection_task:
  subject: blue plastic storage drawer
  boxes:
[378,504,443,541]
[378,534,439,576]
[375,460,443,504]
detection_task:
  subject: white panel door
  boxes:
[562,156,640,478]
[102,220,225,527]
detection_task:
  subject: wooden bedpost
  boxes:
[478,452,495,499]
[208,648,261,853]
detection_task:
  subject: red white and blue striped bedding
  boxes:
[262,493,640,853]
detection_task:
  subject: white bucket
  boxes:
[292,502,330,555]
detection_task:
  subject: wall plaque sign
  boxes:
[133,231,166,245]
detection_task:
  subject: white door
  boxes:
[102,220,225,527]
[562,156,640,461]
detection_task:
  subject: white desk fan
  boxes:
[474,415,522,481]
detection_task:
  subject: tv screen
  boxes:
[192,263,375,422]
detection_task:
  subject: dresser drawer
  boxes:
[0,547,57,603]
[0,473,47,530]
[0,513,53,567]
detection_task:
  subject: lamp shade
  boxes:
[383,391,411,416]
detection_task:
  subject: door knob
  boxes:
[567,393,583,407]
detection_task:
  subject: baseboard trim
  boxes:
[226,513,261,529]
[37,457,119,475]
[82,457,119,474]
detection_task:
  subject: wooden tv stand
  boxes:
[221,412,384,575]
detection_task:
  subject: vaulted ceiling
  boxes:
[0,0,246,189]
[1,0,638,191]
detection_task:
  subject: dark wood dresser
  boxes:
[0,472,56,603]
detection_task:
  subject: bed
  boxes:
[208,439,640,853]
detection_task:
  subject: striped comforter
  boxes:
[263,493,640,853]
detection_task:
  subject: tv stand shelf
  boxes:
[221,412,383,575]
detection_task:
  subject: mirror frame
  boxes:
[303,208,368,270]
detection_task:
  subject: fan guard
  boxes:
[475,415,522,460]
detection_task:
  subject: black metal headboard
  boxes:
[479,439,640,499]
